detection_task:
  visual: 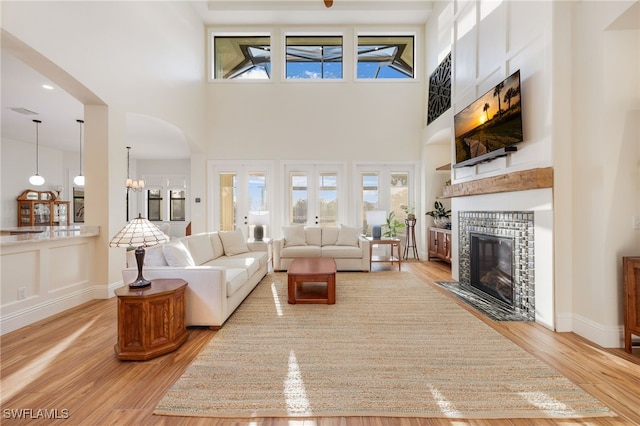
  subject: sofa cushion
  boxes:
[281,245,322,258]
[336,225,361,247]
[219,229,249,256]
[226,268,249,297]
[209,257,260,277]
[305,227,322,246]
[210,233,225,259]
[143,244,168,266]
[321,227,340,246]
[186,233,215,265]
[283,225,307,247]
[322,245,364,259]
[162,238,195,266]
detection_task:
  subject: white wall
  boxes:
[423,0,639,347]
[561,0,640,346]
[206,26,424,163]
[1,138,65,228]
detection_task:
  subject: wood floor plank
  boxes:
[1,260,639,425]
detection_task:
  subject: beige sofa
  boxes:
[273,225,370,272]
[121,229,268,328]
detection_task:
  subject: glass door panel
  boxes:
[34,202,50,225]
[290,172,308,225]
[318,173,337,226]
[213,163,273,236]
[219,173,237,231]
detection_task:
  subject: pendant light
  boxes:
[29,119,45,186]
[73,119,85,186]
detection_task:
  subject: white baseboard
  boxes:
[0,288,95,336]
[556,312,623,348]
[1,281,123,336]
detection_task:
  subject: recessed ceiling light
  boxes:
[42,84,54,90]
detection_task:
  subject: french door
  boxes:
[284,162,345,226]
[210,161,274,237]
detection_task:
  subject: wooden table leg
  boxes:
[288,274,296,304]
[327,274,336,304]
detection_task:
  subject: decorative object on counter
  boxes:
[109,214,170,288]
[28,119,45,186]
[16,190,70,227]
[248,210,270,241]
[366,210,386,239]
[73,119,85,186]
[382,211,405,238]
[426,201,451,229]
[53,184,63,198]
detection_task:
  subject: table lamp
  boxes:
[367,211,387,240]
[248,211,270,241]
[109,214,170,288]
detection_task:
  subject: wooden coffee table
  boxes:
[287,257,337,304]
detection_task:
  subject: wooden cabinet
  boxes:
[114,279,188,361]
[623,257,640,354]
[428,227,451,263]
[17,190,70,227]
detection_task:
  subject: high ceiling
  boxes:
[1,0,432,159]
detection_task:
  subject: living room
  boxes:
[1,0,639,423]
[2,0,638,348]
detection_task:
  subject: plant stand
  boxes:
[403,218,419,260]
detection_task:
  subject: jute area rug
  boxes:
[154,272,613,419]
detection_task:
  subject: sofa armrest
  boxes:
[359,236,371,265]
[272,237,285,268]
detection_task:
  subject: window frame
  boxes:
[209,30,273,82]
[354,32,417,81]
[284,33,344,81]
[169,189,186,221]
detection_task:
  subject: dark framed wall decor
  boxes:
[427,52,452,125]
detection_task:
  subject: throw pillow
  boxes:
[336,224,361,246]
[162,238,195,267]
[186,233,215,265]
[282,225,307,247]
[143,244,168,266]
[219,229,250,256]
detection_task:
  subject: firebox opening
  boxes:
[470,233,514,306]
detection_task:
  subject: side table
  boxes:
[366,237,402,271]
[114,278,188,361]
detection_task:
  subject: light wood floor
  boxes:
[1,260,639,425]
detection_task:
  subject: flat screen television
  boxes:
[453,70,523,168]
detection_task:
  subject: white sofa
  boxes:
[121,229,268,328]
[273,225,371,272]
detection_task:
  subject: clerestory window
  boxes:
[285,36,343,79]
[357,35,415,79]
[213,35,271,80]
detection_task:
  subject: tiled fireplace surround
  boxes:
[457,211,535,321]
[450,182,554,329]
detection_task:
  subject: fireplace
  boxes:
[470,233,514,306]
[457,211,535,321]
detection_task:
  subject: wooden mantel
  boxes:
[441,167,553,198]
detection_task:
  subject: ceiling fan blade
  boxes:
[324,0,333,7]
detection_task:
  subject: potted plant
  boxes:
[382,211,405,237]
[425,201,451,228]
[401,204,416,220]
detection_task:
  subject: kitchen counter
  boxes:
[0,225,99,246]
